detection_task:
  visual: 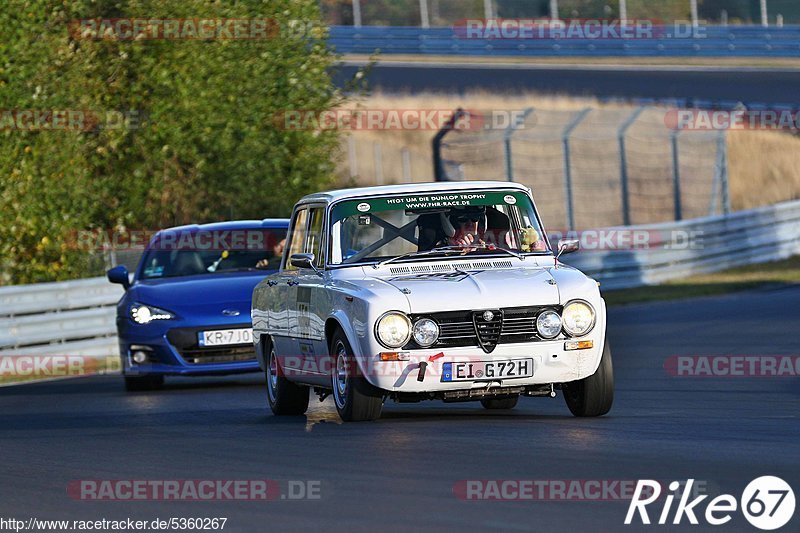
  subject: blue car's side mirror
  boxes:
[107,265,130,290]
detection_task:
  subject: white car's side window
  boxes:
[330,219,342,265]
[284,208,309,272]
[284,205,325,271]
[306,207,325,267]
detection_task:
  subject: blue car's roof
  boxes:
[143,219,290,252]
[160,219,289,234]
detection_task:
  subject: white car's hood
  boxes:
[375,267,560,313]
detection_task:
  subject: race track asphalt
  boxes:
[1,286,798,532]
[334,62,800,106]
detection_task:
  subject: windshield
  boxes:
[138,228,287,280]
[329,190,549,265]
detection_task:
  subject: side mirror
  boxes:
[107,265,130,290]
[557,239,580,260]
[290,253,323,276]
[290,253,315,270]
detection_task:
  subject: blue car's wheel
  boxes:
[266,342,309,416]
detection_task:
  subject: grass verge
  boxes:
[603,255,800,306]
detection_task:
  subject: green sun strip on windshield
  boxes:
[331,191,530,221]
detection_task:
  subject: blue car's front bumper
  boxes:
[118,317,260,377]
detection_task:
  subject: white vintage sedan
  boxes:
[252,182,613,421]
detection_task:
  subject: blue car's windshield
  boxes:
[139,228,287,280]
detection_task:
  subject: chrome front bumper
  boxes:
[361,339,605,393]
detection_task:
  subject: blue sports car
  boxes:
[107,219,289,391]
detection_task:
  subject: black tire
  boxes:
[330,330,383,422]
[124,374,164,392]
[265,340,310,416]
[563,340,614,417]
[481,396,520,410]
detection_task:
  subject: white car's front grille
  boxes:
[408,305,562,352]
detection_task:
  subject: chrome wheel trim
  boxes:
[332,341,348,410]
[267,347,279,403]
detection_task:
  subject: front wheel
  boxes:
[563,340,614,417]
[330,330,383,422]
[266,342,309,416]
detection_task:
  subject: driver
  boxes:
[448,206,486,247]
[256,238,286,269]
[418,206,518,251]
[447,206,525,250]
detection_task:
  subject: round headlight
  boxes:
[562,301,596,337]
[536,310,562,339]
[412,318,439,348]
[375,312,412,348]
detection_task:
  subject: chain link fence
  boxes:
[434,105,729,230]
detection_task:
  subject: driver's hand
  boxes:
[450,233,484,254]
[450,233,475,247]
[255,259,270,269]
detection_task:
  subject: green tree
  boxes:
[0,0,344,284]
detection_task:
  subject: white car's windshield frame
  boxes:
[325,189,554,269]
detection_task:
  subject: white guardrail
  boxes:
[1,199,799,356]
[0,278,122,356]
[566,198,800,290]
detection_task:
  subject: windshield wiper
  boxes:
[375,244,525,268]
[374,246,468,269]
[467,243,524,260]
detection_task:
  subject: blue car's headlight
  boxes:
[130,303,175,325]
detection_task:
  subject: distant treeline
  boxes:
[0,0,346,284]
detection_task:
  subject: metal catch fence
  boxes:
[434,105,729,231]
